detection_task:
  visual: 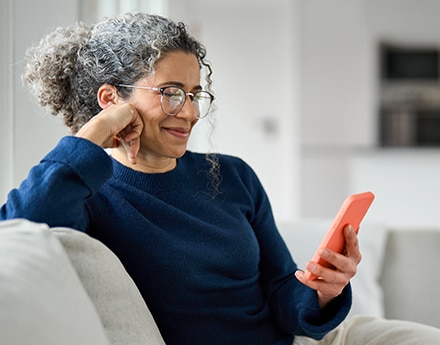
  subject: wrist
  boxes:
[75,117,112,148]
[317,291,335,309]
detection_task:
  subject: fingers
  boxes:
[305,225,361,280]
[296,224,363,307]
[295,270,316,289]
[109,104,144,142]
[112,108,144,165]
[296,260,352,308]
[295,268,348,305]
[344,224,362,265]
[116,136,139,165]
[315,225,361,275]
[76,103,144,163]
[295,268,348,308]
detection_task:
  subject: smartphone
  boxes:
[304,191,375,280]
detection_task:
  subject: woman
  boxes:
[1,12,438,345]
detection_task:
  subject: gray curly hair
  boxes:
[23,11,220,195]
[23,12,213,133]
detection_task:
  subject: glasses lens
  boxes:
[192,91,213,118]
[161,87,186,115]
[161,87,213,118]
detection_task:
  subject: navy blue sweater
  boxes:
[1,136,351,344]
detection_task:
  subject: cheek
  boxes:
[140,111,165,134]
[139,111,169,144]
[131,98,166,126]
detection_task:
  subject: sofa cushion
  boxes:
[52,226,165,345]
[379,229,440,328]
[278,219,387,318]
[0,219,110,345]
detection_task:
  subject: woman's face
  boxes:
[122,51,201,166]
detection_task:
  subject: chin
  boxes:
[168,146,188,159]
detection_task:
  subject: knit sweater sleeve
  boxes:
[236,157,351,340]
[0,136,113,230]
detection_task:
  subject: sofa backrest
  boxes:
[52,226,166,345]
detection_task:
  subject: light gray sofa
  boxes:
[0,219,165,345]
[1,218,439,344]
[278,219,440,329]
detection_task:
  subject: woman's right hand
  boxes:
[75,103,144,164]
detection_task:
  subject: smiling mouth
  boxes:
[164,127,190,139]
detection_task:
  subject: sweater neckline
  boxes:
[111,152,191,193]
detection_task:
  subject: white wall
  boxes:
[186,0,301,222]
[0,0,14,204]
[367,0,440,45]
[0,0,76,204]
[300,0,374,218]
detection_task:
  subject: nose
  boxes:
[176,94,198,120]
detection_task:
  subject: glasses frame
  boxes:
[116,84,214,119]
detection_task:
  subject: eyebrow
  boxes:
[159,81,203,91]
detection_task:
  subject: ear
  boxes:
[97,84,120,109]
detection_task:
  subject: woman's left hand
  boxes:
[294,224,362,308]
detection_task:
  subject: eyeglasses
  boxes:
[116,84,214,119]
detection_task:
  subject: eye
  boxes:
[193,92,212,102]
[162,87,184,100]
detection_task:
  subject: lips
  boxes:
[163,126,190,139]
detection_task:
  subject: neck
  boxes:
[111,148,177,173]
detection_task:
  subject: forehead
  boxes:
[150,51,200,85]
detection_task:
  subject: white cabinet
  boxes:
[351,149,440,227]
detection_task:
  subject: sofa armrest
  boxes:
[0,219,166,345]
[0,219,110,345]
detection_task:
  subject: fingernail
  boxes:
[319,248,329,258]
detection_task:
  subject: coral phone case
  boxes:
[304,191,375,280]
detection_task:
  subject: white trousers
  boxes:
[294,316,440,345]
